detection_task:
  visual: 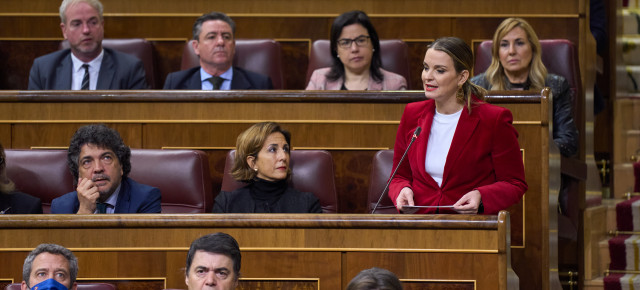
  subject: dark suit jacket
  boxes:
[28,47,148,90]
[0,191,43,214]
[213,185,321,213]
[389,98,527,215]
[50,177,161,214]
[163,66,273,90]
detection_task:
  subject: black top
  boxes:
[0,191,43,214]
[471,73,579,157]
[213,178,322,213]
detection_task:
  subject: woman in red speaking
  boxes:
[389,37,527,215]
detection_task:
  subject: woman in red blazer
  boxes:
[389,37,527,215]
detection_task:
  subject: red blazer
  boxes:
[389,98,527,214]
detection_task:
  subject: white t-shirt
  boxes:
[425,108,462,187]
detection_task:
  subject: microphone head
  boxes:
[413,126,422,137]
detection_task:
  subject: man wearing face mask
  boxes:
[21,243,78,290]
[51,124,161,214]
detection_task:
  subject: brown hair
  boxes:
[231,122,292,181]
[427,37,486,112]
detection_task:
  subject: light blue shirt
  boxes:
[200,67,233,90]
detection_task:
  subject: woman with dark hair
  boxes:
[306,10,407,90]
[389,37,527,215]
[0,143,42,214]
[213,122,322,213]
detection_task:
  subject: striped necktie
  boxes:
[81,64,90,90]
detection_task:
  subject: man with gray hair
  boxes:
[28,0,147,90]
[21,243,78,290]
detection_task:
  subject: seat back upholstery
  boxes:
[6,283,116,290]
[5,150,73,213]
[474,39,582,125]
[305,39,411,89]
[220,150,338,213]
[180,39,284,89]
[129,149,213,213]
[367,150,397,214]
[60,38,157,89]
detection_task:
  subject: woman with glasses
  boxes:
[0,142,42,214]
[306,10,407,90]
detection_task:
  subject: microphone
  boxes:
[371,126,422,214]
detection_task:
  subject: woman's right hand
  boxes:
[396,187,418,214]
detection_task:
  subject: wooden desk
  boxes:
[0,90,552,289]
[0,212,515,290]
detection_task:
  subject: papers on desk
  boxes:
[402,205,454,209]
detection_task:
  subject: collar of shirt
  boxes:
[94,181,122,214]
[200,67,233,90]
[71,49,104,90]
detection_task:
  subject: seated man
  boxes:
[185,232,241,290]
[28,0,147,90]
[21,243,78,290]
[51,124,161,214]
[163,12,273,90]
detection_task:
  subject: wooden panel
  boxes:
[0,90,550,290]
[613,97,640,197]
[2,0,580,14]
[0,213,513,290]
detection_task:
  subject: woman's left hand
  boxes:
[453,190,482,214]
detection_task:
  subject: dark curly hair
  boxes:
[67,124,131,184]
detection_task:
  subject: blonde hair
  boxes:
[427,37,486,112]
[231,122,291,182]
[485,17,547,90]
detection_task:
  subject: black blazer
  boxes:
[28,47,148,90]
[0,191,43,214]
[213,185,321,213]
[163,66,273,90]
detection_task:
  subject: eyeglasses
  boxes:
[337,36,371,49]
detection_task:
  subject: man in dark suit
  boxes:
[51,124,161,214]
[28,0,147,90]
[163,12,273,90]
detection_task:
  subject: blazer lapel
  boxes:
[114,178,130,213]
[97,49,115,89]
[55,54,73,89]
[187,69,202,89]
[368,74,383,90]
[441,106,479,187]
[230,67,251,89]
[414,101,440,188]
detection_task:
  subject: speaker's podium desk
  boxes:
[0,212,516,290]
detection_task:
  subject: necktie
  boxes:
[96,202,107,214]
[208,76,224,90]
[81,64,90,90]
